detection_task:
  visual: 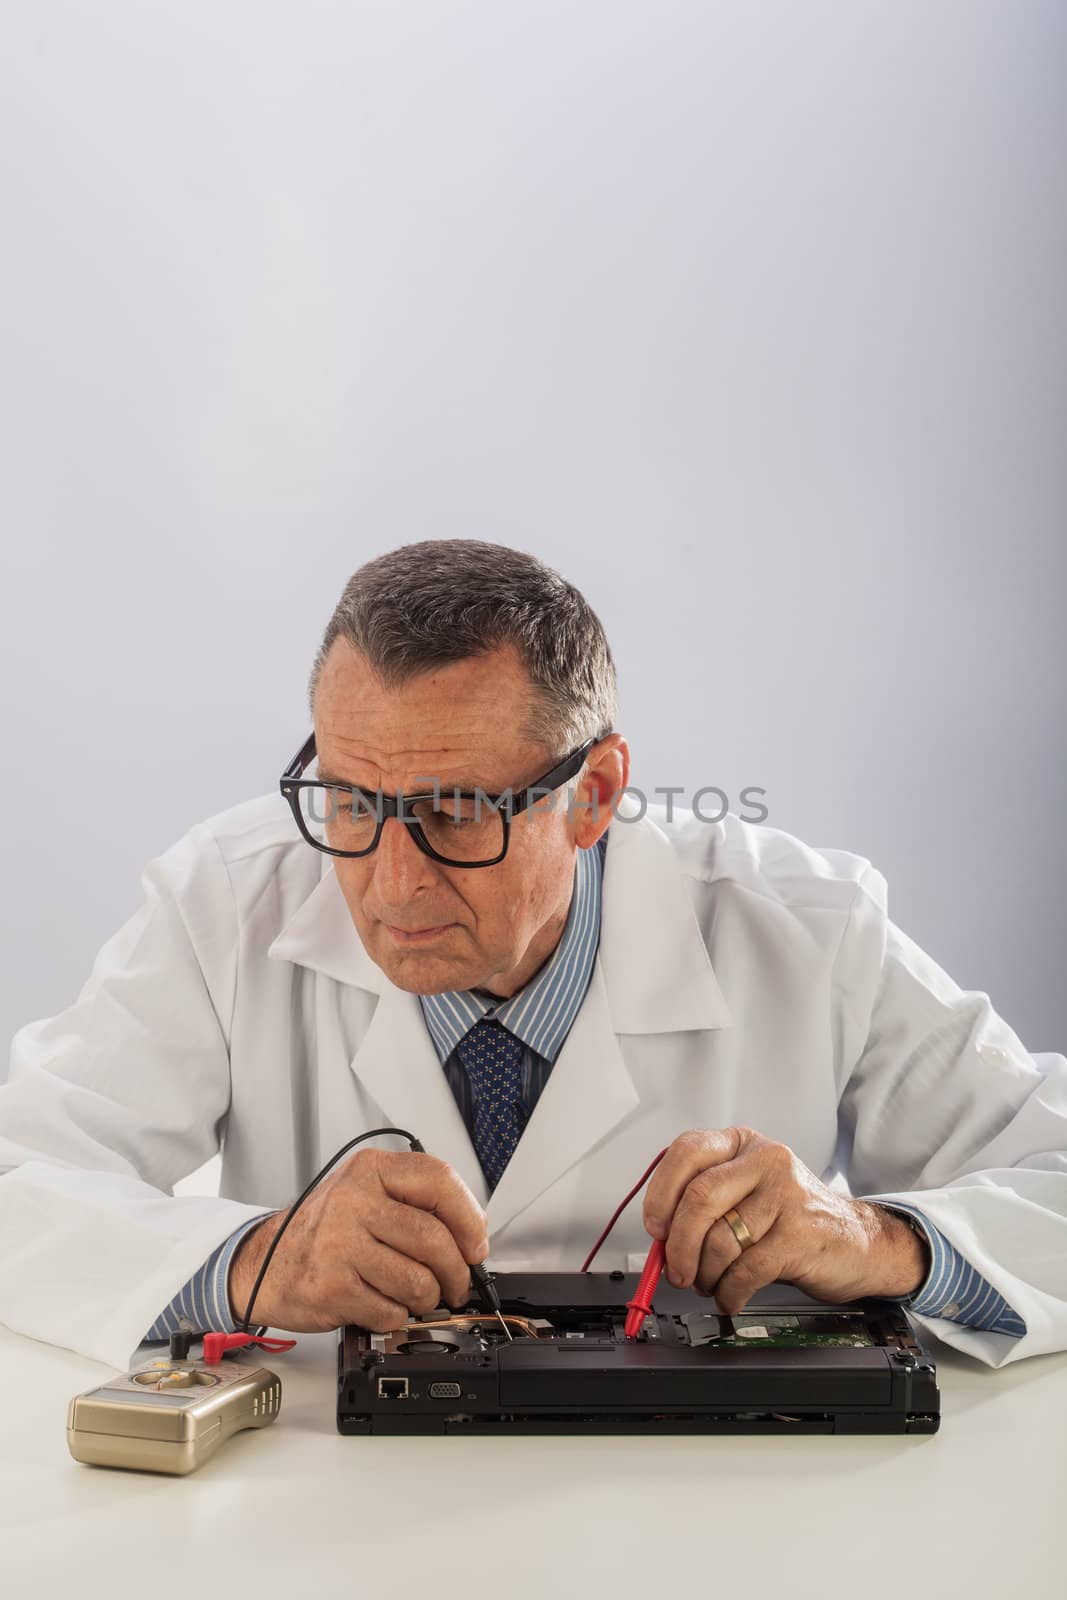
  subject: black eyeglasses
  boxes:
[279,732,602,867]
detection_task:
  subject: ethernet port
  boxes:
[377,1377,410,1399]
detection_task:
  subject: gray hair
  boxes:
[308,539,617,759]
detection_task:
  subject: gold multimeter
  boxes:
[67,1357,282,1475]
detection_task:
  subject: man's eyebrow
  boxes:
[315,770,504,792]
[315,770,362,786]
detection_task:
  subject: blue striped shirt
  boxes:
[874,1200,1026,1335]
[142,828,1024,1342]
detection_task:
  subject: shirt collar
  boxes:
[420,831,606,1065]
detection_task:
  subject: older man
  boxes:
[2,540,1065,1369]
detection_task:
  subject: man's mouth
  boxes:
[384,922,455,944]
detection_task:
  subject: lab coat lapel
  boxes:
[483,950,637,1235]
[268,860,489,1203]
[483,799,733,1233]
[346,982,491,1209]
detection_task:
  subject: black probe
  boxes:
[469,1260,513,1342]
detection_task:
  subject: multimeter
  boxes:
[67,1355,282,1475]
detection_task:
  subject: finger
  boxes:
[711,1228,784,1316]
[688,1185,781,1293]
[693,1215,747,1296]
[366,1197,474,1308]
[332,1266,411,1333]
[377,1152,490,1263]
[348,1232,444,1318]
[643,1128,746,1240]
[665,1158,770,1286]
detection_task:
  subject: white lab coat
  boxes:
[2,792,1065,1371]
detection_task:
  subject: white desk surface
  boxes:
[2,1319,1065,1600]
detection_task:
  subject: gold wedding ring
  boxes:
[723,1207,753,1249]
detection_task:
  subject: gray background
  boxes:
[2,0,1065,1085]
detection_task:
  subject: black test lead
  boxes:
[469,1260,513,1342]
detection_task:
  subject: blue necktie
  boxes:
[453,1018,529,1190]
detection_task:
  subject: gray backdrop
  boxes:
[2,0,1065,1086]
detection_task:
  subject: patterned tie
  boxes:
[453,1017,529,1190]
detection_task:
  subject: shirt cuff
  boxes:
[141,1213,275,1342]
[870,1200,1027,1338]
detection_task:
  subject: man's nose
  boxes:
[371,816,442,906]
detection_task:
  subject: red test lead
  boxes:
[624,1238,667,1339]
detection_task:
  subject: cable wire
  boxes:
[579,1147,668,1272]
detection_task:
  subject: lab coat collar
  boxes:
[268,796,732,1233]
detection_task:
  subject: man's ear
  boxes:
[571,734,629,848]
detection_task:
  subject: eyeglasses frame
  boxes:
[279,730,603,868]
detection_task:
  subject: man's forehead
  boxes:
[313,728,538,791]
[313,642,542,785]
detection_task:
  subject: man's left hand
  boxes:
[642,1127,931,1313]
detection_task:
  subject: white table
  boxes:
[3,1318,1065,1600]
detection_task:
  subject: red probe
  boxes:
[580,1146,671,1341]
[623,1237,667,1339]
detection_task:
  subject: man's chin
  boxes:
[372,934,476,995]
[393,976,462,996]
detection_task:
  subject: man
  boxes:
[2,540,1065,1370]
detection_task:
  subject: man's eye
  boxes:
[327,788,372,817]
[431,805,478,826]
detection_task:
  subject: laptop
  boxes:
[337,1269,941,1435]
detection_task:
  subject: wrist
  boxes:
[859,1202,932,1298]
[227,1212,284,1326]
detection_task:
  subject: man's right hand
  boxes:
[227,1148,489,1333]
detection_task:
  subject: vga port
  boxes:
[428,1381,462,1399]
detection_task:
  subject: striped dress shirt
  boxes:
[143,828,1024,1341]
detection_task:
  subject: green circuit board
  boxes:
[681,1311,876,1349]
